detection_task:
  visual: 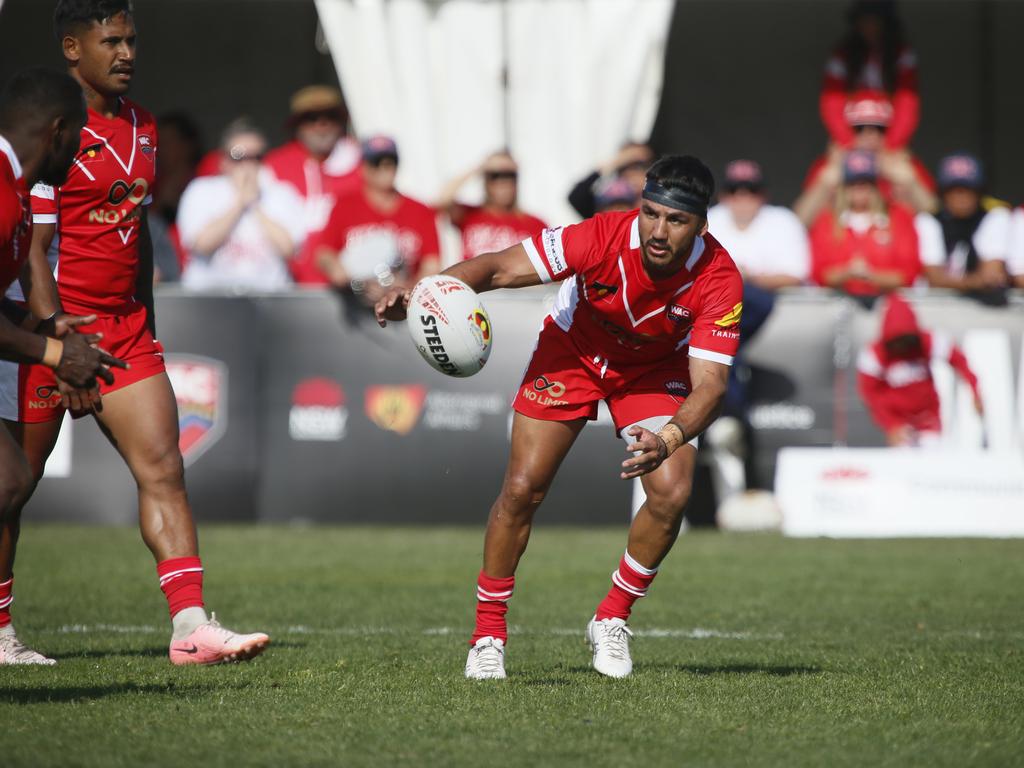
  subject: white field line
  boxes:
[49,623,782,640]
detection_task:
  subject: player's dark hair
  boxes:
[645,155,715,213]
[0,68,84,134]
[53,0,134,40]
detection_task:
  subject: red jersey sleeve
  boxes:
[688,258,744,366]
[521,216,602,283]
[820,51,855,148]
[885,48,920,149]
[30,183,58,224]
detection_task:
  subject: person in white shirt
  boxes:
[913,153,1010,299]
[178,118,304,292]
[707,160,810,291]
[1009,207,1024,289]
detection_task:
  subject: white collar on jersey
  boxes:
[629,214,706,271]
[0,134,23,180]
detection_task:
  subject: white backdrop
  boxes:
[314,0,673,231]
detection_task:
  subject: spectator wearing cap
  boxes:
[1009,206,1024,289]
[809,150,920,301]
[300,136,440,303]
[177,118,305,292]
[593,176,638,213]
[915,154,1011,301]
[707,160,810,290]
[264,86,361,273]
[568,142,654,219]
[437,151,547,261]
[796,90,936,226]
[821,0,919,150]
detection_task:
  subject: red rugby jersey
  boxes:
[31,98,157,313]
[0,135,31,293]
[457,206,547,261]
[522,210,744,367]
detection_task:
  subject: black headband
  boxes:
[641,179,708,217]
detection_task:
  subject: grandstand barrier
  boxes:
[27,288,1024,527]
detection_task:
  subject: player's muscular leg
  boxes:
[93,374,198,561]
[0,420,62,580]
[483,413,585,577]
[626,444,697,568]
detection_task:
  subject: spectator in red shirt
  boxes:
[821,1,919,150]
[796,90,936,225]
[300,136,440,304]
[810,150,920,301]
[437,151,547,261]
[857,293,982,447]
[265,86,361,269]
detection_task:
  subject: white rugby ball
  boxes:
[407,275,492,377]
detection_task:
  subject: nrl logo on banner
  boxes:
[166,355,228,467]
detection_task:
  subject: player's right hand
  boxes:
[37,312,98,339]
[57,377,102,412]
[55,332,129,388]
[374,288,411,327]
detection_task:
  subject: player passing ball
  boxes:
[377,155,743,679]
[0,0,268,666]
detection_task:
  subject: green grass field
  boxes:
[1,525,1022,767]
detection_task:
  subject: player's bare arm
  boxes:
[621,356,729,479]
[375,242,540,326]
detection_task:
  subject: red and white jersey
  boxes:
[457,206,547,261]
[0,135,31,293]
[30,98,157,314]
[522,210,744,368]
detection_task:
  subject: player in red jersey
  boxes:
[0,68,130,664]
[377,155,743,679]
[0,0,269,666]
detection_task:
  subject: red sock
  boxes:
[0,577,12,628]
[595,551,659,621]
[157,557,204,619]
[471,571,514,644]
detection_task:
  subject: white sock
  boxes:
[0,624,15,639]
[171,606,209,641]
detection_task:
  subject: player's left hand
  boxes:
[621,426,669,480]
[57,377,102,413]
[374,288,411,327]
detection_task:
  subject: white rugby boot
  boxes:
[464,636,506,679]
[0,625,56,665]
[587,616,633,678]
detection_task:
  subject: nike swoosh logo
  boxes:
[175,644,199,654]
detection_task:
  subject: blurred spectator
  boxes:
[821,0,918,149]
[593,176,638,213]
[857,293,981,447]
[154,111,203,224]
[265,85,361,269]
[177,118,304,292]
[1010,207,1024,289]
[797,91,936,225]
[568,142,654,219]
[915,154,1010,302]
[147,212,182,284]
[437,151,547,261]
[707,160,810,290]
[809,150,920,302]
[299,136,440,303]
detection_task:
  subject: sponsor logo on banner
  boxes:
[822,466,870,481]
[365,385,427,434]
[166,355,227,466]
[289,378,348,441]
[714,302,743,328]
[422,391,504,431]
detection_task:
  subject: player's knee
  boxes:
[135,441,186,490]
[499,472,548,515]
[644,477,691,526]
[0,461,33,516]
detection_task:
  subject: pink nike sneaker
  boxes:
[169,613,270,666]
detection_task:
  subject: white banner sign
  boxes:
[777,447,1024,538]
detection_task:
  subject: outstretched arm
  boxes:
[374,242,542,326]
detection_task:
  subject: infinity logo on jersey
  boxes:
[88,177,150,225]
[27,385,62,411]
[714,302,744,328]
[165,355,228,467]
[289,378,348,441]
[365,385,427,435]
[522,375,568,406]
